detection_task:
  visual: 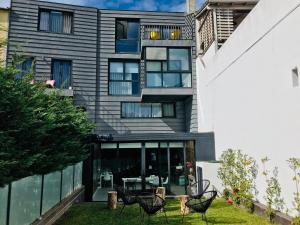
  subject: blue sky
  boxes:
[0,0,205,12]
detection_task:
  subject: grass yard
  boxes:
[54,199,271,225]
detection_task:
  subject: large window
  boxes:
[39,9,73,34]
[109,61,139,95]
[51,59,72,89]
[145,47,192,88]
[121,102,175,118]
[116,19,140,53]
[15,58,34,79]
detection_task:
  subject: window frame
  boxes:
[145,47,192,88]
[38,8,74,34]
[121,102,176,119]
[115,18,140,53]
[51,59,73,89]
[108,60,140,96]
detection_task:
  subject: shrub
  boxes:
[287,158,300,219]
[0,64,95,186]
[261,157,285,222]
[218,149,258,210]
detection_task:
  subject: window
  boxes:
[116,19,139,53]
[51,60,72,89]
[109,61,139,95]
[145,47,192,88]
[39,9,73,34]
[15,58,34,79]
[121,102,175,118]
[292,67,299,87]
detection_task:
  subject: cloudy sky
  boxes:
[0,0,205,12]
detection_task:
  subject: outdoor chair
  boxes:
[182,190,218,225]
[115,186,138,215]
[138,194,168,225]
[188,179,210,199]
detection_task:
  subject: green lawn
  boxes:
[55,199,271,225]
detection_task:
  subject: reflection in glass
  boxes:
[42,171,61,214]
[163,73,181,87]
[146,47,167,60]
[0,185,8,225]
[147,73,162,87]
[74,162,83,190]
[61,166,74,199]
[168,48,190,71]
[10,176,42,225]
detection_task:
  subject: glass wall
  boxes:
[2,163,83,225]
[93,141,195,199]
[0,185,8,225]
[10,176,42,225]
[61,165,74,199]
[42,171,61,214]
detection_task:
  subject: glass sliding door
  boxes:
[118,143,142,191]
[169,142,185,195]
[145,142,159,192]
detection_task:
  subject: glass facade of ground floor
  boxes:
[91,141,196,201]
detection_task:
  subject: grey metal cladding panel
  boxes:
[97,11,196,134]
[195,132,216,161]
[9,0,98,122]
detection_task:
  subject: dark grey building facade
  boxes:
[8,0,215,200]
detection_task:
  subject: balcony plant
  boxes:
[287,158,300,225]
[218,149,258,212]
[261,157,285,223]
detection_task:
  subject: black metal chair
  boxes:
[188,179,210,199]
[138,194,168,224]
[182,190,218,225]
[115,186,138,215]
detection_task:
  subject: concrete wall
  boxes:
[196,0,300,213]
[0,8,9,65]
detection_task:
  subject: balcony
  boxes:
[140,24,194,48]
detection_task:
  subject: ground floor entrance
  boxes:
[91,141,196,201]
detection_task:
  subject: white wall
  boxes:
[196,0,300,214]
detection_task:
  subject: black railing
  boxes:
[141,24,193,40]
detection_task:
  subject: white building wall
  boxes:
[197,0,300,213]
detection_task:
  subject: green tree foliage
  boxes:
[218,149,258,210]
[0,65,94,187]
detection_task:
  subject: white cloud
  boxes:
[0,0,10,8]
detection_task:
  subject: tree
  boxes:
[0,64,94,186]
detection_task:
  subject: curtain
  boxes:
[39,11,49,31]
[50,11,63,33]
[52,61,62,88]
[122,103,164,118]
[62,62,71,88]
[63,13,72,33]
[152,103,162,118]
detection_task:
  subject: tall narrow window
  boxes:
[292,67,299,87]
[39,9,73,34]
[116,19,139,53]
[51,60,72,89]
[109,61,139,95]
[15,58,34,79]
